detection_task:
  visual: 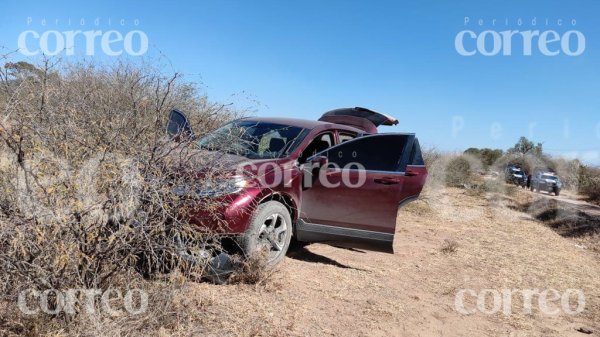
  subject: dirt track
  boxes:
[173,186,600,337]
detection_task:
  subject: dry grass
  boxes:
[0,275,210,337]
[409,188,600,334]
[228,251,275,286]
[402,199,433,216]
[440,239,459,254]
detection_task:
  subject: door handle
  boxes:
[405,171,419,177]
[374,177,400,185]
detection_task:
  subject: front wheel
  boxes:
[240,201,293,268]
[554,188,560,196]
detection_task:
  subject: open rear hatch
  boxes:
[318,107,398,133]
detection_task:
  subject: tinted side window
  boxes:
[409,138,424,165]
[323,134,410,171]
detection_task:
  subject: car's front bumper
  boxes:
[537,182,559,192]
[185,187,263,234]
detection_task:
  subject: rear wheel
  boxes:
[554,188,560,196]
[240,201,292,268]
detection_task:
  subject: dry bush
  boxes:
[0,56,251,335]
[579,166,600,203]
[402,199,433,216]
[227,250,274,286]
[421,149,482,189]
[440,239,459,254]
[420,147,451,193]
[0,276,209,337]
[553,158,582,190]
[421,146,443,168]
[445,155,475,188]
[419,149,488,204]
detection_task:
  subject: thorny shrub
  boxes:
[0,56,248,326]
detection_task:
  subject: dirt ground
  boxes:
[175,185,600,337]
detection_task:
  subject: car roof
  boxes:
[239,116,365,133]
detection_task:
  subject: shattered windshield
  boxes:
[197,120,307,159]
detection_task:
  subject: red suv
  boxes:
[167,107,427,271]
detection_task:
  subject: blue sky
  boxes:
[1,0,599,164]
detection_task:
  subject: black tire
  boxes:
[554,188,560,196]
[239,201,293,268]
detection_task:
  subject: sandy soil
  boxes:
[177,186,600,337]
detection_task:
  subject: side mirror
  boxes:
[166,109,195,140]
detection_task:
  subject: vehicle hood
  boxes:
[160,144,290,177]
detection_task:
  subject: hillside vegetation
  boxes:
[436,137,599,203]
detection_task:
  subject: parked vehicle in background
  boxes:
[530,171,562,196]
[505,165,528,187]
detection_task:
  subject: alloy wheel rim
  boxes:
[257,213,288,261]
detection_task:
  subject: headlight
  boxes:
[173,176,249,198]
